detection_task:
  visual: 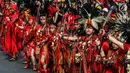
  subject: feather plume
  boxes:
[109,11,130,43]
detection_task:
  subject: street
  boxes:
[0,51,36,73]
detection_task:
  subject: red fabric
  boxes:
[64,13,79,26]
[11,32,18,56]
[15,19,23,51]
[70,25,75,31]
[38,35,50,71]
[54,0,58,2]
[9,11,18,55]
[86,36,101,73]
[102,41,110,54]
[30,16,36,21]
[1,2,4,9]
[27,46,32,57]
[104,47,125,73]
[24,25,32,37]
[35,25,41,31]
[5,22,12,54]
[11,3,18,11]
[4,10,10,16]
[4,16,10,22]
[113,0,125,3]
[34,25,42,43]
[41,25,48,36]
[27,41,35,57]
[15,19,23,33]
[10,12,18,22]
[123,43,130,52]
[120,66,124,73]
[98,0,104,3]
[68,15,78,26]
[48,5,57,17]
[45,32,69,72]
[11,21,18,57]
[56,42,61,71]
[105,69,113,73]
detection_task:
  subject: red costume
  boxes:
[98,0,105,4]
[15,19,24,52]
[23,25,34,57]
[104,48,125,73]
[124,43,130,52]
[48,5,57,17]
[5,19,12,55]
[85,35,103,73]
[36,24,49,73]
[64,13,79,30]
[113,0,125,3]
[48,31,69,73]
[102,40,126,73]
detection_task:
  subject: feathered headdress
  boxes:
[109,4,130,43]
[78,16,105,31]
[77,2,105,31]
[80,2,102,18]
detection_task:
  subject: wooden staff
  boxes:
[36,2,41,22]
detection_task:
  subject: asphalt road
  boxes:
[0,51,36,73]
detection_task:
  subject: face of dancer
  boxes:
[40,17,46,25]
[74,23,80,30]
[85,25,95,35]
[50,25,56,33]
[29,19,33,24]
[112,43,119,50]
[5,4,9,9]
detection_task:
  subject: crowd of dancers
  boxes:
[1,0,130,73]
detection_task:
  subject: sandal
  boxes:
[23,64,30,69]
[33,65,37,71]
[9,57,17,61]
